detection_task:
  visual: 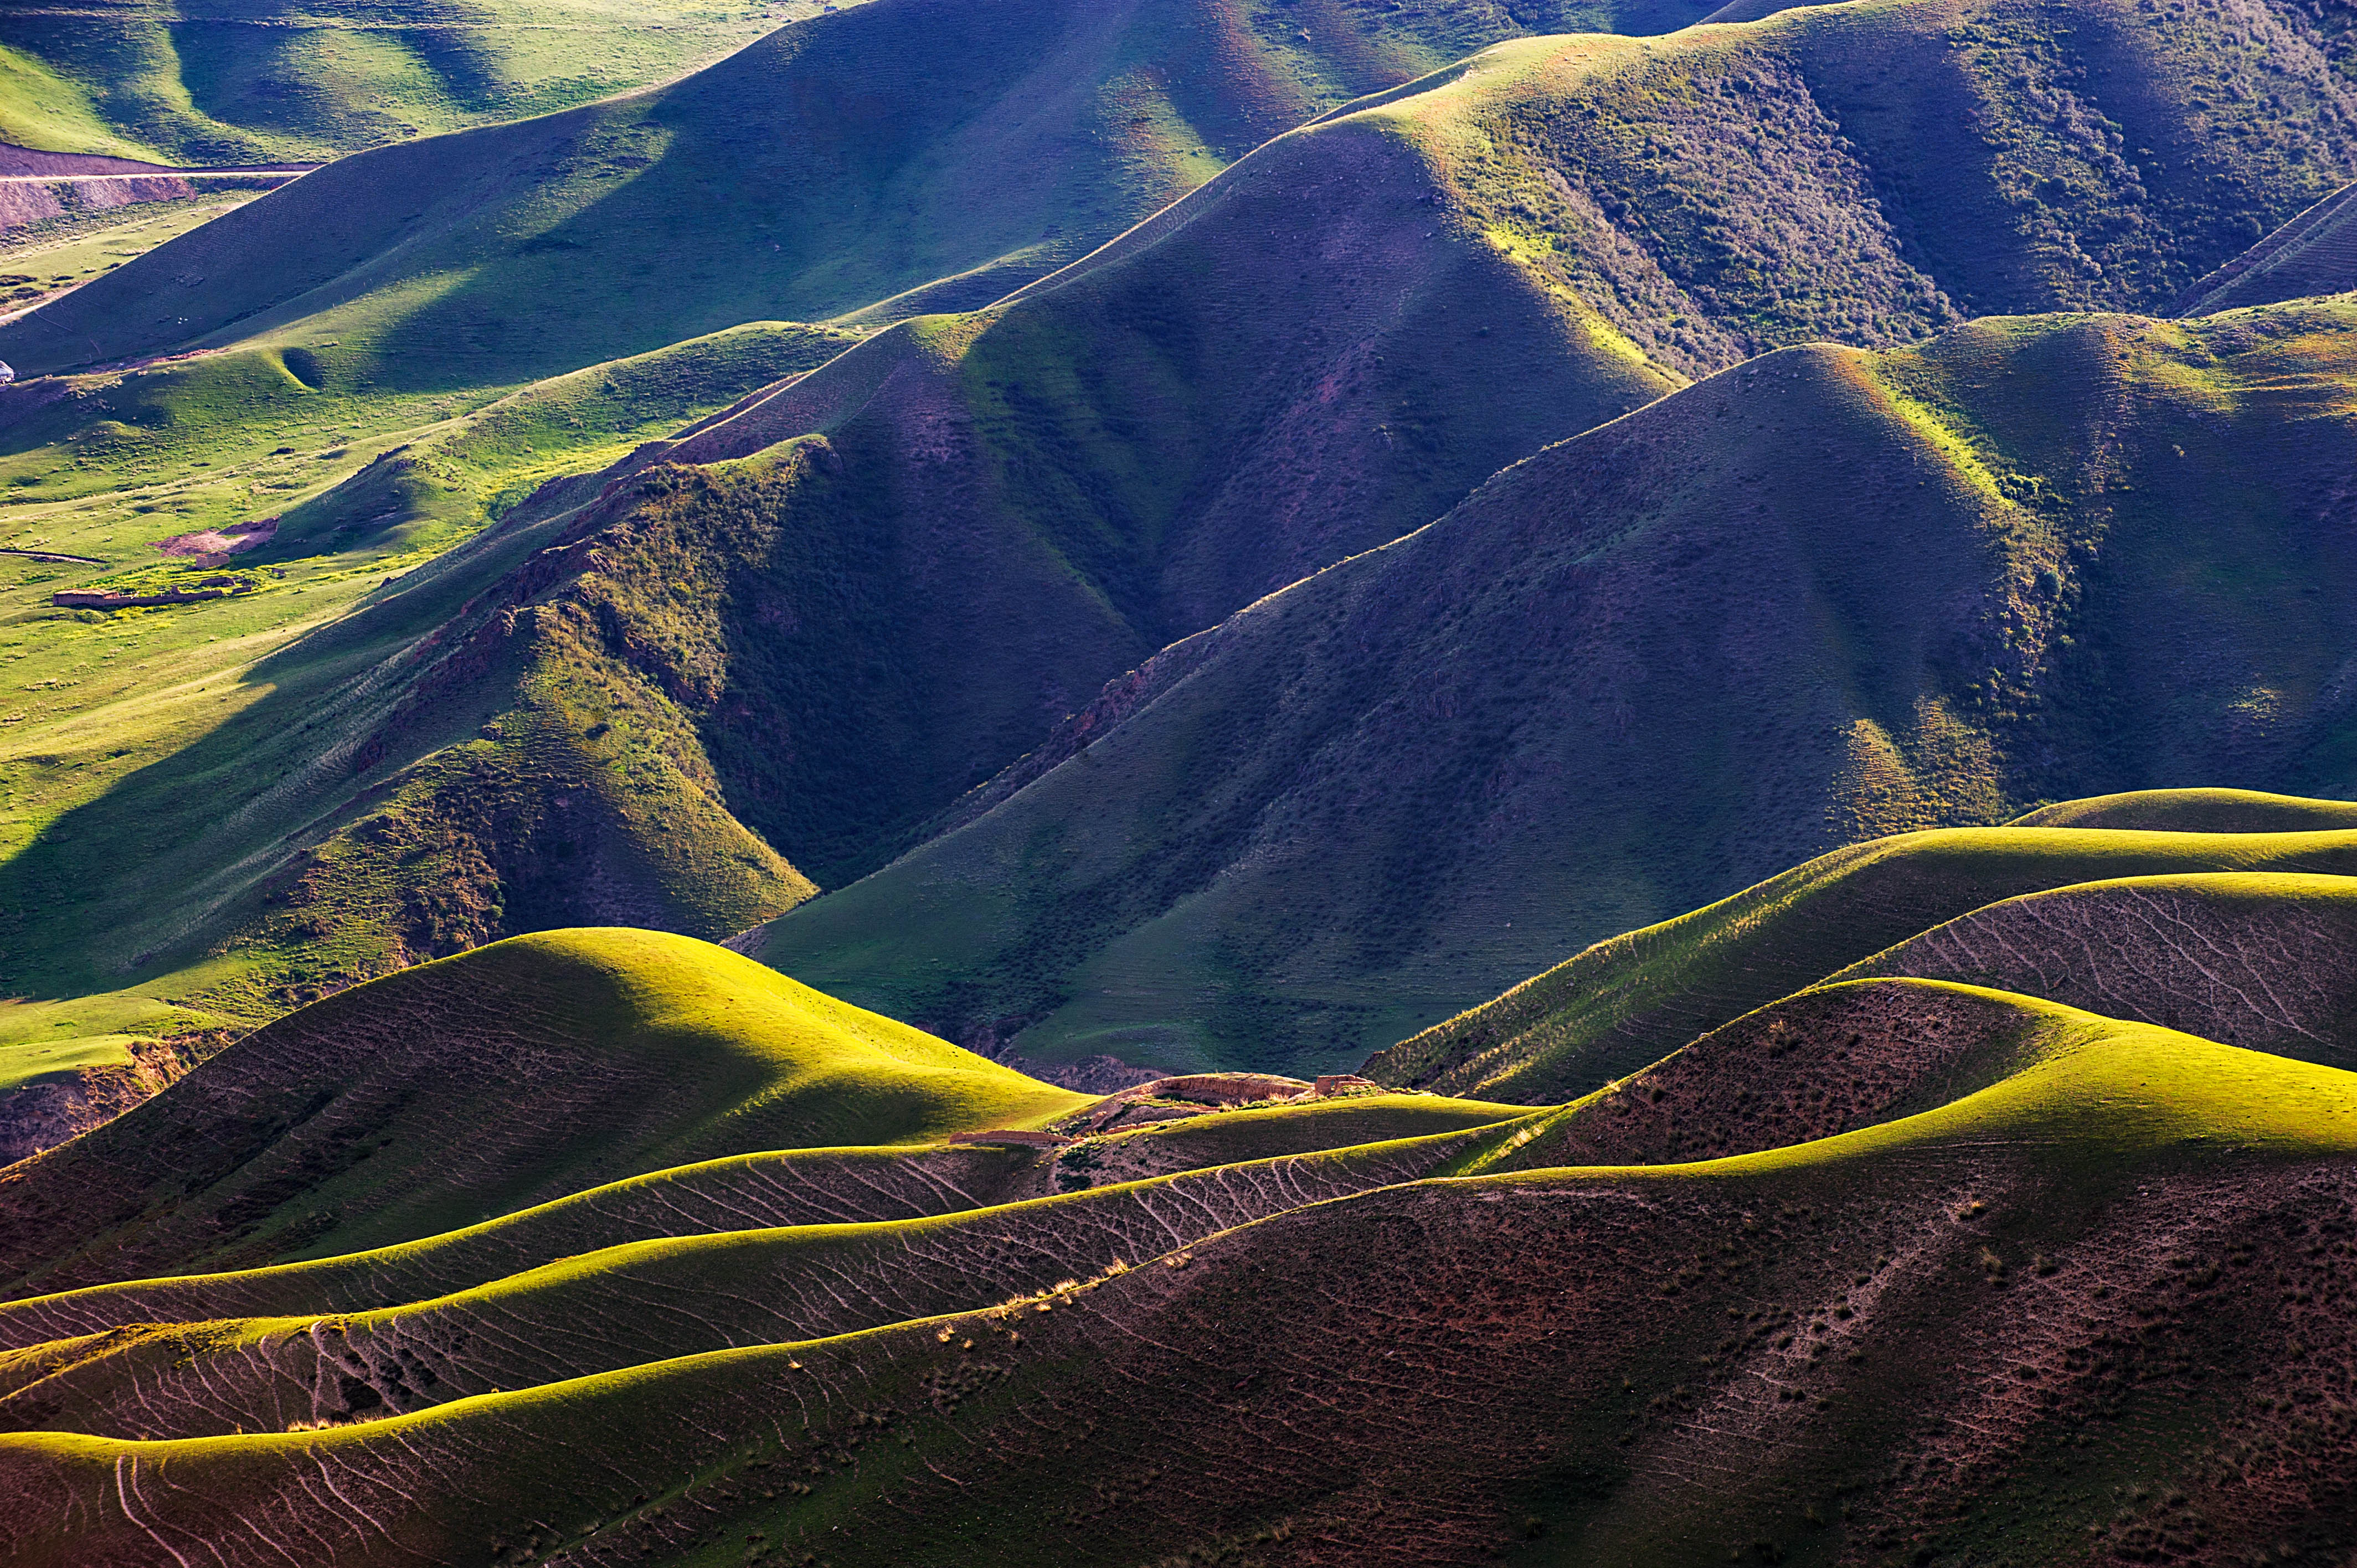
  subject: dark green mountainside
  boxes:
[11,0,2357,1087]
[0,0,1737,387]
[16,0,2357,1064]
[745,302,2357,1074]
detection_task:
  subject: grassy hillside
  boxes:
[1,997,2350,1564]
[2009,784,2357,832]
[199,0,2357,1056]
[0,929,1088,1298]
[9,0,2357,1082]
[0,0,807,164]
[0,0,1741,171]
[0,0,1721,1054]
[0,15,1700,1046]
[0,318,860,1065]
[0,0,1737,386]
[1370,826,2357,1102]
[1462,976,2098,1171]
[1835,871,2357,1057]
[748,302,2357,1076]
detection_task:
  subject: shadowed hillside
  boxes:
[747,301,2357,1076]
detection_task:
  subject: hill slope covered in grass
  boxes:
[1834,872,2357,1054]
[0,0,1730,171]
[13,0,2357,1082]
[0,0,798,164]
[0,318,867,1067]
[0,928,1088,1298]
[0,0,1747,386]
[745,296,2357,1076]
[1368,825,2357,1102]
[2008,786,2357,833]
[1375,793,2357,1101]
[1,811,2355,1564]
[27,0,2357,386]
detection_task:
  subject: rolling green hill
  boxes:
[746,301,2357,1077]
[1370,828,2357,1103]
[0,0,1733,171]
[0,959,2351,1564]
[0,927,1088,1298]
[0,0,1746,386]
[11,0,2357,1082]
[2008,785,2357,832]
[1834,871,2357,1055]
[27,0,2354,394]
[0,0,811,165]
[0,318,860,1059]
[0,803,2353,1564]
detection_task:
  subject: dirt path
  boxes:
[0,143,317,244]
[0,143,320,180]
[0,546,105,565]
[0,171,313,185]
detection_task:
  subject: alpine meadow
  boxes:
[1,0,2356,1561]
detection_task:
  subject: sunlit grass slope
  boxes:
[2008,785,2357,833]
[0,319,857,1072]
[0,1008,2349,1566]
[0,929,1088,1298]
[749,303,2357,1076]
[0,1111,1525,1439]
[1835,871,2357,1059]
[1455,973,2346,1172]
[1372,826,2357,1102]
[0,0,802,164]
